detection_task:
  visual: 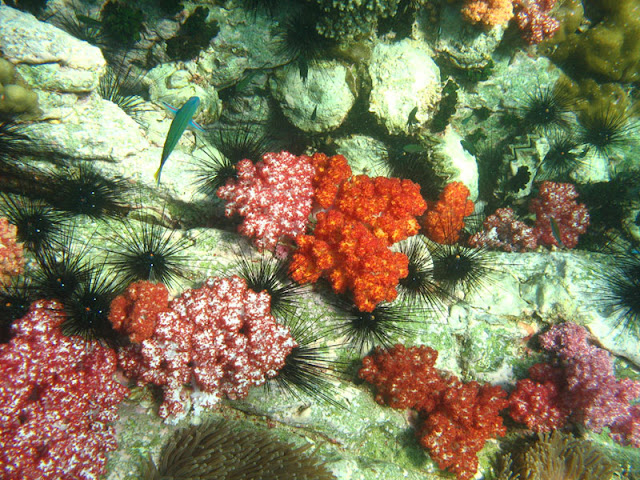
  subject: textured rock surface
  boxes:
[368,39,441,135]
[270,60,356,133]
[0,5,105,93]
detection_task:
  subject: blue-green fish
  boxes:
[549,216,564,248]
[156,96,202,185]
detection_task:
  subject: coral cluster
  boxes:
[0,300,128,480]
[461,0,515,27]
[509,322,640,447]
[468,207,538,252]
[218,151,316,259]
[0,216,23,285]
[116,275,297,418]
[514,0,560,45]
[470,182,589,251]
[422,181,474,244]
[530,181,589,249]
[290,154,427,311]
[360,344,508,480]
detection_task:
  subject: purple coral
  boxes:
[532,322,640,447]
[514,0,560,45]
[468,207,538,252]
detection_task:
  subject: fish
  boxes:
[310,104,318,121]
[156,96,202,185]
[407,106,419,127]
[549,216,564,248]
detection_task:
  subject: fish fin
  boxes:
[189,119,206,132]
[162,101,179,114]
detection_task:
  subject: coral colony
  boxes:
[2,0,640,480]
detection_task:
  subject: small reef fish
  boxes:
[156,96,203,185]
[407,106,419,127]
[549,216,564,248]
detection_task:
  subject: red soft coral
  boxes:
[418,380,508,480]
[422,182,474,245]
[0,300,128,480]
[217,151,316,258]
[468,207,538,252]
[530,181,589,249]
[360,344,508,480]
[117,276,297,418]
[108,280,170,343]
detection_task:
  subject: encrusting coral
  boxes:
[140,419,336,480]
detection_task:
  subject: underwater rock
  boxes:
[432,127,479,201]
[0,5,105,93]
[367,39,441,135]
[269,60,356,133]
[146,64,222,126]
[437,3,505,70]
[332,134,389,177]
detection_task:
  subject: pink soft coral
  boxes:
[0,301,128,480]
[118,275,297,418]
[217,151,316,258]
[530,181,589,249]
[509,322,640,447]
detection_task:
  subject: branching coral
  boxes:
[514,0,560,45]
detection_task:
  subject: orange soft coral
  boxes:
[310,152,352,209]
[422,182,474,244]
[290,159,426,312]
[461,0,514,27]
[0,217,23,286]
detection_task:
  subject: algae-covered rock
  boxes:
[0,57,38,115]
[545,0,640,82]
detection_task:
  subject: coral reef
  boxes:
[117,275,296,419]
[360,344,508,480]
[422,181,474,244]
[0,300,128,480]
[218,151,316,259]
[509,322,640,447]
